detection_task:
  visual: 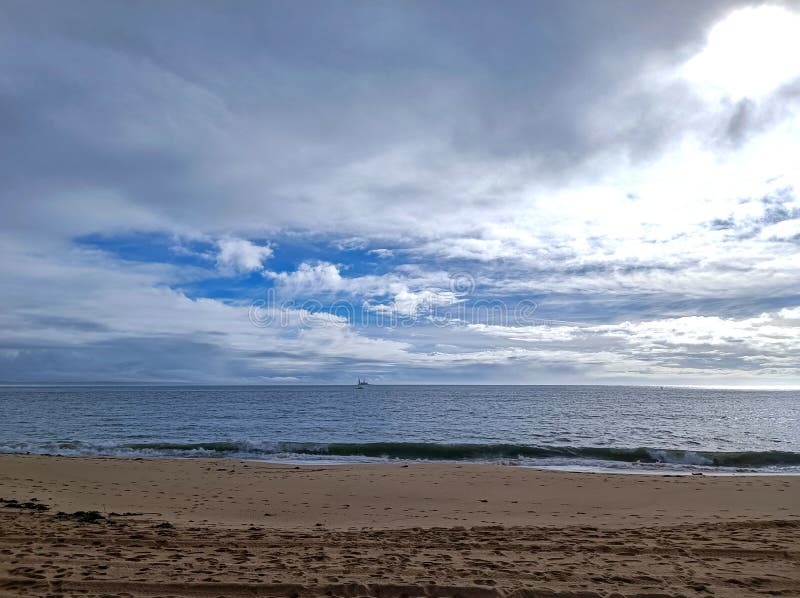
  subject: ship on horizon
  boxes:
[356,378,369,389]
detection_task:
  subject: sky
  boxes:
[1,0,799,385]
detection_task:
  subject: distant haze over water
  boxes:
[1,385,798,474]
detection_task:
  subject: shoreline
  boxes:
[5,451,800,477]
[5,439,800,475]
[1,454,798,528]
[2,454,799,597]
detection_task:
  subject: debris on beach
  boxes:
[0,497,49,511]
[53,510,106,524]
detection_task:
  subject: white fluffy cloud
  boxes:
[265,262,462,318]
[265,262,346,293]
[216,238,272,273]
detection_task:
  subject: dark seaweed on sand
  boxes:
[0,497,49,511]
[53,510,106,524]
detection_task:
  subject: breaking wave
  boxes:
[3,440,800,471]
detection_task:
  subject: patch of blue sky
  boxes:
[75,231,797,325]
[75,232,215,269]
[74,231,403,302]
[179,272,268,302]
[266,236,401,277]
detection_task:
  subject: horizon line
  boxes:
[1,382,799,391]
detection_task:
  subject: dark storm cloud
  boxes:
[0,0,754,239]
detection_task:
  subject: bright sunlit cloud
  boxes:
[682,5,800,101]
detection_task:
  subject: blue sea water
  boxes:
[1,385,799,474]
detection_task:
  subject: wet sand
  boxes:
[1,454,798,596]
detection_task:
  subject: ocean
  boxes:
[1,385,798,474]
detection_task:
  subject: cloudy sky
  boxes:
[1,0,799,385]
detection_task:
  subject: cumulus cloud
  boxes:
[216,238,272,274]
[265,262,346,293]
[265,262,462,318]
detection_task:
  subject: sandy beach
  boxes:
[1,454,799,597]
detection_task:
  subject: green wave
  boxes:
[119,441,800,468]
